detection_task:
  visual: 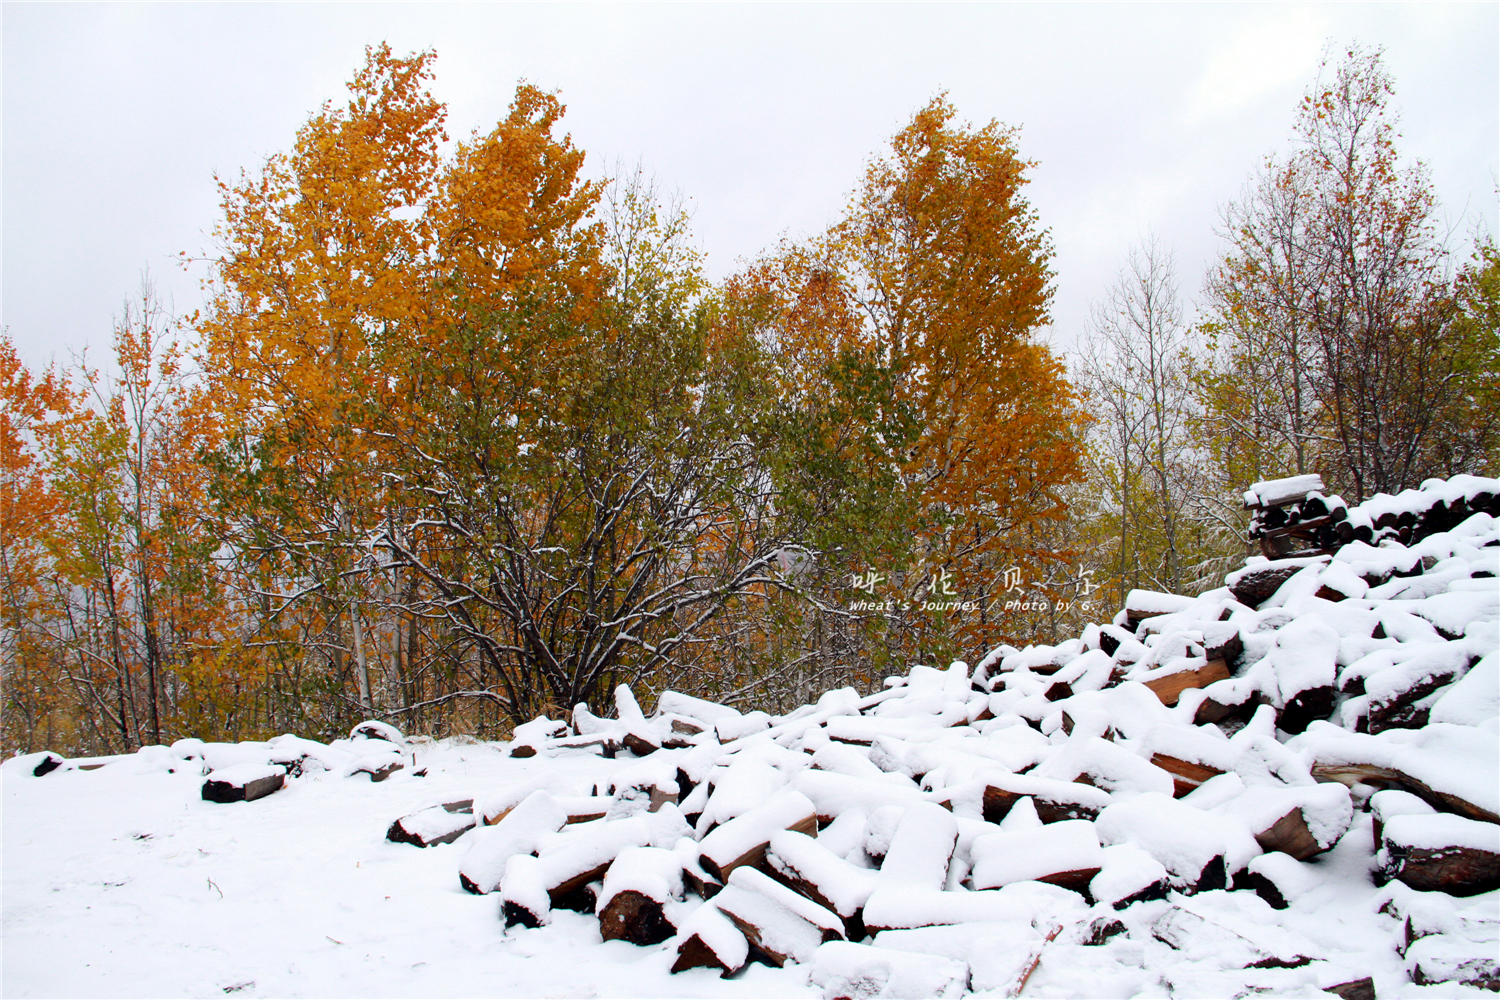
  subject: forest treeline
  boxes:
[3,44,1495,755]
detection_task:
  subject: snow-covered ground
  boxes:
[2,745,807,999]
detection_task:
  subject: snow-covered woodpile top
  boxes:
[6,475,1498,999]
[1245,472,1500,561]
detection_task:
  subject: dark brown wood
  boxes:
[351,760,403,781]
[31,753,64,777]
[622,733,659,757]
[1036,867,1101,897]
[201,772,284,803]
[698,812,817,882]
[1367,672,1459,735]
[1323,977,1375,1000]
[548,863,611,910]
[386,807,476,848]
[1230,564,1307,608]
[598,889,677,945]
[1143,660,1231,707]
[1252,808,1323,861]
[671,933,742,976]
[1383,842,1500,897]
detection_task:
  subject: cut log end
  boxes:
[598,890,677,946]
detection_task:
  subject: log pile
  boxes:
[13,473,1495,998]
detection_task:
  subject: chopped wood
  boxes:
[1278,685,1336,735]
[31,753,63,777]
[621,733,659,757]
[1143,660,1231,707]
[1036,866,1102,897]
[1311,762,1500,825]
[698,812,817,882]
[350,760,403,781]
[670,933,740,976]
[1149,753,1225,798]
[1381,834,1500,898]
[1252,808,1323,861]
[670,905,747,976]
[598,889,677,946]
[386,805,477,847]
[202,768,284,804]
[1229,564,1308,608]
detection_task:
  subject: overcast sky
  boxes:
[3,2,1496,375]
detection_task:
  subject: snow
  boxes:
[1382,813,1500,853]
[877,802,958,889]
[809,941,968,999]
[969,819,1103,889]
[766,830,879,918]
[697,789,815,877]
[1247,474,1325,507]
[1095,792,1261,882]
[205,761,284,787]
[1090,843,1169,907]
[391,803,475,846]
[1430,652,1499,726]
[598,845,684,912]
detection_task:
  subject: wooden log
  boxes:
[1143,659,1231,707]
[1323,978,1375,1000]
[599,890,676,945]
[1252,809,1322,861]
[386,802,477,847]
[1149,753,1225,798]
[697,791,819,882]
[1380,815,1500,897]
[350,759,403,781]
[31,752,64,777]
[1278,684,1337,735]
[765,831,877,942]
[202,764,284,803]
[1229,563,1310,608]
[711,869,843,967]
[1313,761,1498,825]
[670,905,748,976]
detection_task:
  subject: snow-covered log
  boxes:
[201,764,284,803]
[386,801,476,847]
[1378,813,1500,896]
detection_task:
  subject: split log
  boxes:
[1142,660,1231,707]
[712,868,843,967]
[1310,761,1499,825]
[1323,978,1375,1000]
[386,801,477,847]
[1228,563,1310,608]
[765,830,877,942]
[1379,814,1500,897]
[501,854,551,928]
[970,820,1103,898]
[697,790,818,882]
[1149,753,1225,798]
[459,790,568,895]
[348,758,403,781]
[30,752,65,777]
[597,846,683,946]
[670,904,748,976]
[1198,622,1243,667]
[202,764,284,803]
[965,775,1111,825]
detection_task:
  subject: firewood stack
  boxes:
[1247,473,1500,559]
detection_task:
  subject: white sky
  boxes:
[3,2,1496,375]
